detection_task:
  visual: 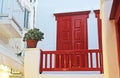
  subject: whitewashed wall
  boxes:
[100,0,119,78]
[36,0,100,50]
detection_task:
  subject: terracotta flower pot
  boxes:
[26,40,38,48]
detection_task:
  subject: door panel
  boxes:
[56,16,72,68]
[72,16,87,50]
[57,16,72,50]
[72,15,88,67]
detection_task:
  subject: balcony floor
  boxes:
[0,18,22,39]
[39,74,104,78]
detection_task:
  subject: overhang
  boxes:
[0,17,23,39]
[110,0,120,20]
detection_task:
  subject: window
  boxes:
[0,0,4,14]
[24,9,29,29]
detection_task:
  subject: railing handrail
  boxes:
[12,17,22,31]
[41,49,102,54]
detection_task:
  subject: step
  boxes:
[39,74,104,78]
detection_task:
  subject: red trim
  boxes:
[54,12,90,68]
[54,11,90,17]
[110,0,120,19]
[115,3,120,57]
[115,4,120,22]
[115,18,120,74]
[94,10,103,73]
[110,0,120,75]
[94,10,103,50]
[40,50,43,74]
[94,10,100,19]
[55,11,90,50]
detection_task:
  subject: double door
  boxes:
[55,13,89,68]
[57,15,88,50]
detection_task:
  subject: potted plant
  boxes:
[23,28,44,48]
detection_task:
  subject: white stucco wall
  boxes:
[36,0,100,50]
[24,48,40,78]
[100,0,119,78]
[0,0,35,76]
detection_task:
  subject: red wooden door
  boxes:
[72,15,88,67]
[56,16,72,50]
[54,11,90,68]
[72,15,88,50]
[56,15,88,50]
[55,16,72,68]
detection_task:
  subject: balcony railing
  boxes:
[40,49,103,74]
[0,0,25,28]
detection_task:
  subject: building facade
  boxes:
[0,0,38,78]
[0,0,119,78]
[24,0,104,78]
[100,0,120,78]
[24,0,120,78]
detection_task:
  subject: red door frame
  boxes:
[115,6,120,75]
[110,0,120,75]
[94,10,103,73]
[94,10,102,50]
[54,11,90,68]
[54,11,90,50]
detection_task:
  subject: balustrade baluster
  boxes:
[69,53,72,68]
[85,52,88,67]
[96,52,99,68]
[45,54,47,68]
[59,54,62,68]
[100,52,103,73]
[90,52,93,68]
[64,54,66,68]
[40,50,43,74]
[50,54,52,69]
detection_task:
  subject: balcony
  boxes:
[0,15,22,38]
[40,49,103,74]
[0,0,25,39]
